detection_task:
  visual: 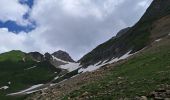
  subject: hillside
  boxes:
[25,0,170,99]
[0,50,77,100]
[62,32,170,100]
[26,29,170,100]
[79,0,170,67]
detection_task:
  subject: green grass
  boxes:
[0,50,25,62]
[0,51,61,100]
[62,39,170,99]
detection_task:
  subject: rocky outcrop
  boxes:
[116,27,131,38]
[52,50,75,62]
[44,52,53,61]
[27,52,44,62]
[140,0,170,23]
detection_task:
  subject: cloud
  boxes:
[0,0,30,25]
[0,0,153,60]
[0,28,27,52]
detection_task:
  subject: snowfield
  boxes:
[79,50,133,73]
[155,38,162,42]
[53,56,81,72]
[0,86,9,90]
[59,63,80,72]
[52,56,69,64]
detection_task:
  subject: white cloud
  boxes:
[0,0,153,60]
[0,28,27,52]
[0,0,29,25]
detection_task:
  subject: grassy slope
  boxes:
[62,37,170,99]
[0,50,25,62]
[0,51,59,100]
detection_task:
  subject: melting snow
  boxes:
[155,38,162,42]
[54,76,59,80]
[79,50,133,73]
[59,63,80,72]
[52,56,69,64]
[8,84,43,95]
[53,56,81,72]
[24,66,37,70]
[108,50,132,64]
[8,82,11,85]
[0,86,9,90]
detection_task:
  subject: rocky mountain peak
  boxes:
[44,52,53,61]
[140,0,170,23]
[52,50,75,62]
[79,0,170,67]
[27,52,44,62]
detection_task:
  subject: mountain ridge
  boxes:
[79,0,170,67]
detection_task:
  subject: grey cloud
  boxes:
[0,0,152,60]
[28,0,153,60]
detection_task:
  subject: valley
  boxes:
[0,0,170,100]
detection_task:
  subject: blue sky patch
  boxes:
[19,0,34,8]
[0,20,36,33]
[0,0,36,33]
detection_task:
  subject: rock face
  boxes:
[52,50,75,62]
[140,0,170,23]
[44,52,53,61]
[79,0,170,67]
[116,27,131,38]
[27,52,44,62]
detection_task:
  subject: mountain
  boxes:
[79,0,170,67]
[1,0,170,99]
[26,0,170,99]
[0,50,77,100]
[0,50,25,62]
[52,50,75,62]
[116,27,131,38]
[27,52,44,62]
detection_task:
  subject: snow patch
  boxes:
[0,86,9,90]
[24,66,37,70]
[8,84,43,95]
[108,50,132,64]
[155,38,162,42]
[54,76,59,80]
[79,65,100,73]
[52,56,69,64]
[8,82,11,85]
[53,56,81,72]
[59,63,81,72]
[79,50,133,73]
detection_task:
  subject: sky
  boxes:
[0,0,153,60]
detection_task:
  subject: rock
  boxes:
[81,91,89,97]
[27,52,44,62]
[154,97,164,100]
[67,97,71,100]
[52,50,75,62]
[118,77,124,80]
[44,52,53,61]
[166,90,170,95]
[140,96,147,100]
[148,91,156,98]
